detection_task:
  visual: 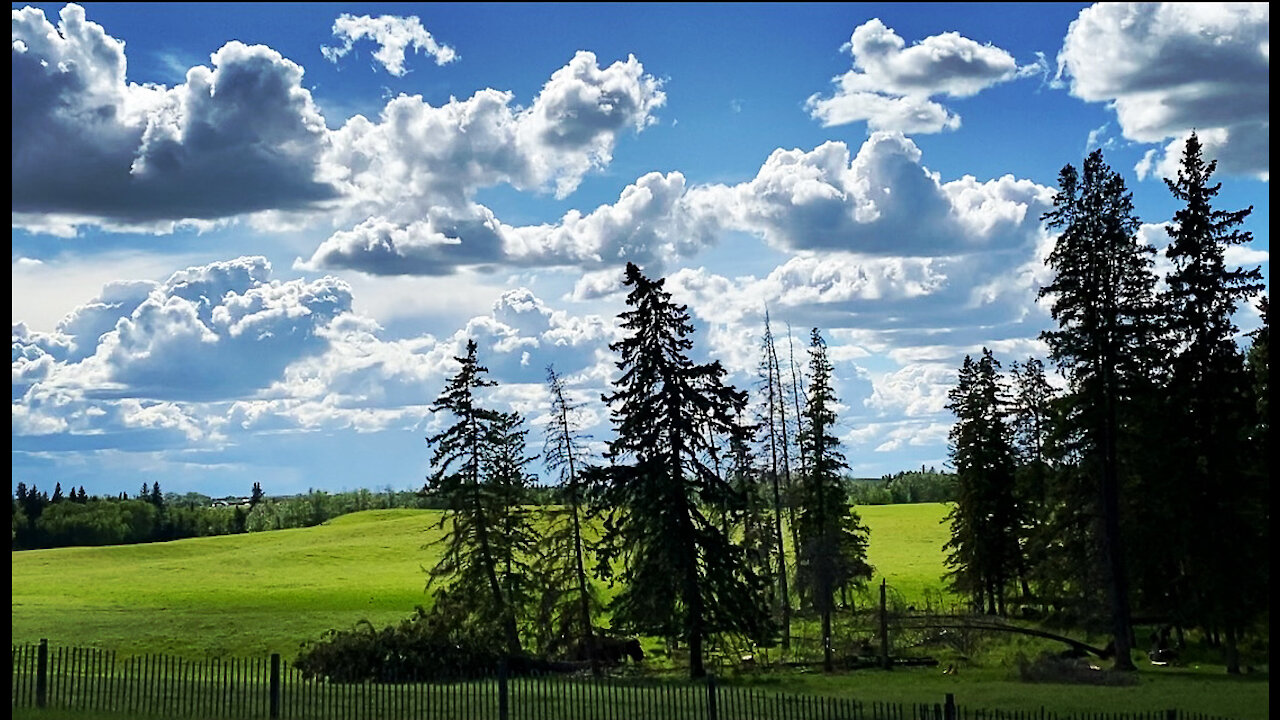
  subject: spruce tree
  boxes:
[944,349,1020,615]
[596,262,773,678]
[250,482,264,508]
[51,482,64,504]
[1008,357,1055,602]
[796,328,872,671]
[425,339,535,657]
[1038,149,1161,670]
[1159,133,1266,673]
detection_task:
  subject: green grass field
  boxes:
[11,504,1269,718]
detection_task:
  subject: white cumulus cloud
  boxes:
[1057,2,1269,180]
[807,18,1034,133]
[322,13,457,76]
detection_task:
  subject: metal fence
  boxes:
[11,640,1237,720]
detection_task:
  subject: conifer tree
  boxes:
[1038,149,1161,670]
[425,339,535,657]
[596,262,773,678]
[756,309,793,650]
[1159,133,1266,673]
[944,349,1021,615]
[250,482,264,508]
[535,365,602,668]
[1008,357,1055,601]
[796,328,872,671]
[51,482,64,504]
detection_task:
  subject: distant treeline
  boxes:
[11,472,943,551]
[847,469,954,505]
[10,481,441,550]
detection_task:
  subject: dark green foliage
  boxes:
[795,328,872,671]
[849,470,956,505]
[1153,133,1267,673]
[595,262,774,678]
[424,339,537,657]
[51,482,64,504]
[148,482,164,508]
[34,499,158,546]
[943,349,1021,616]
[250,482,264,508]
[1038,149,1160,670]
[293,600,509,682]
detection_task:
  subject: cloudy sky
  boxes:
[12,3,1269,499]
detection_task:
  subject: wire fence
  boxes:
[11,640,1238,720]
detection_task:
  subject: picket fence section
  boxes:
[11,641,1236,720]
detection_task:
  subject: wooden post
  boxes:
[36,639,48,708]
[269,653,280,719]
[944,692,956,720]
[879,579,891,670]
[498,659,509,720]
[706,672,718,720]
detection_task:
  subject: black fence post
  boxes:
[707,672,718,720]
[944,693,956,720]
[269,654,281,719]
[36,639,48,708]
[879,579,891,670]
[1166,710,1177,720]
[498,659,509,720]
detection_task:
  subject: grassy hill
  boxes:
[11,504,951,658]
[11,503,1269,718]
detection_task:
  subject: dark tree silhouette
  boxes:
[424,339,536,657]
[250,482,264,508]
[795,328,872,671]
[944,349,1020,616]
[1039,150,1161,671]
[596,262,773,679]
[1158,133,1266,673]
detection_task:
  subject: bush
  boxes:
[293,595,511,683]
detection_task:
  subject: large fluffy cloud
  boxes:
[11,4,339,227]
[13,260,622,459]
[12,5,665,246]
[807,19,1033,133]
[722,132,1053,257]
[298,50,667,275]
[322,13,458,76]
[1057,2,1269,180]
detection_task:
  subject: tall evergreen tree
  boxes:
[536,365,603,670]
[250,482,265,508]
[944,349,1021,616]
[1038,149,1161,670]
[756,309,793,650]
[596,262,773,678]
[1158,133,1266,673]
[149,482,164,509]
[51,482,64,504]
[424,339,535,657]
[796,328,872,671]
[1008,357,1055,602]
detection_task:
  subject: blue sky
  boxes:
[12,3,1269,499]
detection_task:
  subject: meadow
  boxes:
[11,504,1269,718]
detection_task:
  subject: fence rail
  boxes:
[11,640,1236,720]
